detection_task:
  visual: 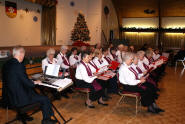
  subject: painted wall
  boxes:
[56,0,102,45]
[0,0,118,46]
[101,0,119,41]
[0,0,42,47]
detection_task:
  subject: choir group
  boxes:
[2,43,168,124]
[42,43,167,113]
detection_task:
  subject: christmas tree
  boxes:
[71,13,90,42]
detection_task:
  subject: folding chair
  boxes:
[175,57,185,77]
[117,74,141,115]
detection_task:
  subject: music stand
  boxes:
[41,65,73,124]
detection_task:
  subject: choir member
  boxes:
[108,42,114,54]
[129,45,135,52]
[132,54,159,91]
[42,48,57,72]
[69,47,80,68]
[116,44,124,64]
[102,47,112,65]
[2,46,57,124]
[88,51,111,101]
[124,45,128,52]
[75,52,108,108]
[94,48,118,94]
[144,50,156,68]
[93,49,108,69]
[42,48,62,100]
[108,47,117,61]
[153,49,161,61]
[137,51,149,73]
[137,51,160,84]
[57,45,70,70]
[118,52,164,114]
[78,45,87,61]
[57,46,71,98]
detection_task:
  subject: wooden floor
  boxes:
[0,66,185,124]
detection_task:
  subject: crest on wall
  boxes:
[5,1,17,18]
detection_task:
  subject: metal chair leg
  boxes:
[175,61,178,73]
[180,68,185,78]
[122,96,125,104]
[118,95,125,105]
[180,61,185,77]
[6,107,9,122]
[139,97,142,110]
[136,97,138,115]
[87,92,89,100]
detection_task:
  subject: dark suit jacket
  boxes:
[2,58,37,107]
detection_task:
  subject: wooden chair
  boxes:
[6,103,41,124]
[117,74,141,115]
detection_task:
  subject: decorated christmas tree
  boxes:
[71,13,90,42]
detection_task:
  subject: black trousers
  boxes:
[108,76,118,94]
[18,95,54,120]
[76,79,104,101]
[123,84,155,107]
[96,79,109,97]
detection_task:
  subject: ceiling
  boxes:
[112,0,185,18]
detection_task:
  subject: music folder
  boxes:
[109,61,120,70]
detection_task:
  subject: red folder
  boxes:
[109,61,120,70]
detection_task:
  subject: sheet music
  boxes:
[97,70,116,80]
[97,76,110,80]
[46,64,60,77]
[98,66,108,73]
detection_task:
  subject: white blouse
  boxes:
[118,63,141,86]
[116,50,123,64]
[56,52,70,69]
[131,64,144,79]
[42,57,58,72]
[75,62,97,83]
[69,54,80,66]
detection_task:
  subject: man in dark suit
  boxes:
[2,46,57,124]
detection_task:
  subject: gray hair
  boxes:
[61,45,68,51]
[46,48,55,57]
[122,52,134,62]
[145,49,153,56]
[136,50,145,57]
[12,46,25,57]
